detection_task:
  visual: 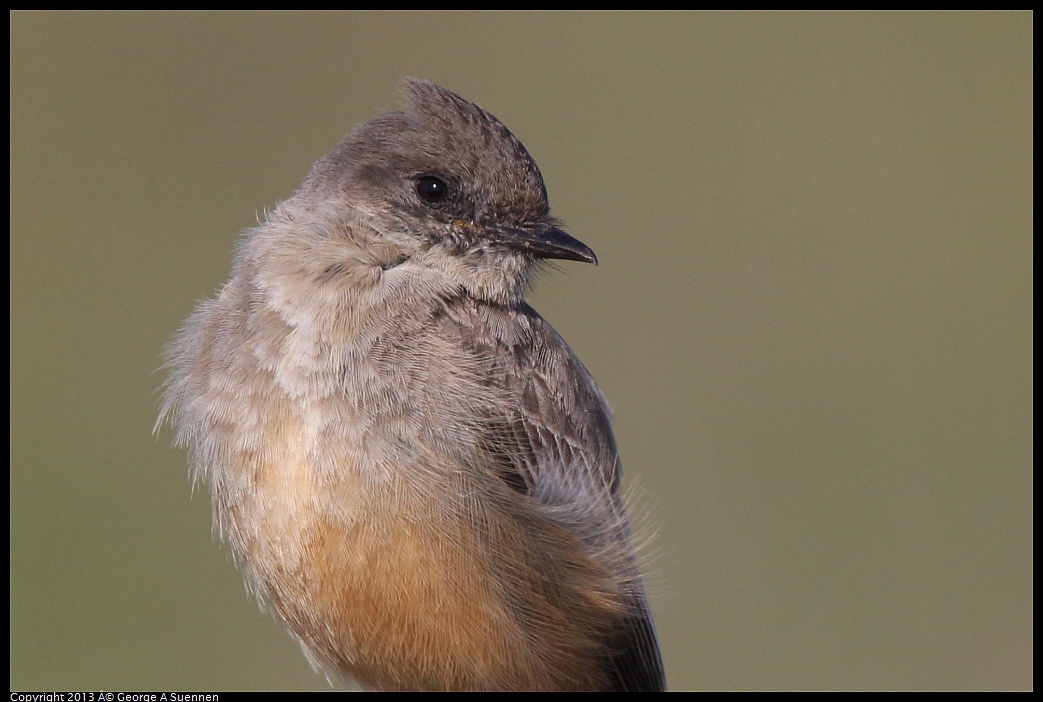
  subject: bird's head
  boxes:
[283,78,595,306]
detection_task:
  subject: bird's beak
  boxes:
[488,222,598,265]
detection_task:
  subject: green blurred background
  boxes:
[10,12,1031,691]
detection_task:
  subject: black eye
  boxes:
[416,175,450,204]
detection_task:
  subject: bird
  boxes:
[158,78,665,691]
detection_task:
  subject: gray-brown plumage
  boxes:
[159,78,665,691]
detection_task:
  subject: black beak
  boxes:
[489,222,598,265]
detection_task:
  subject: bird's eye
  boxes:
[416,175,450,204]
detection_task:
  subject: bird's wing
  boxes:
[483,305,667,692]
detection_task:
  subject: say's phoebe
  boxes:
[159,79,665,691]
